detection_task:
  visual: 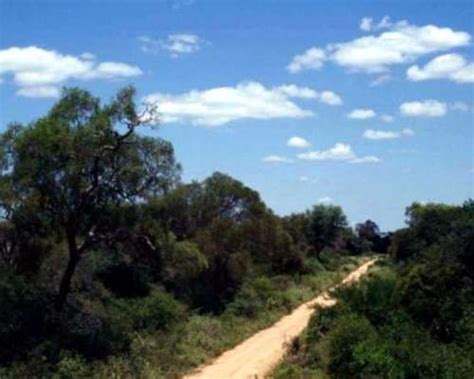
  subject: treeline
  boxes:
[275,201,474,378]
[0,87,387,376]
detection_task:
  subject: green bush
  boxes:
[325,314,400,378]
[112,289,186,331]
[0,269,49,364]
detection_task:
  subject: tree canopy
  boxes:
[0,86,181,310]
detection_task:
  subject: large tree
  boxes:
[0,86,181,311]
[306,204,348,256]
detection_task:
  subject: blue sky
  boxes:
[1,0,473,230]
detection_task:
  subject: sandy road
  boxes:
[183,258,377,379]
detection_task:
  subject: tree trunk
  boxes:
[55,231,80,312]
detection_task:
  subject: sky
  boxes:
[0,0,473,230]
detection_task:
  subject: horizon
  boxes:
[1,0,473,231]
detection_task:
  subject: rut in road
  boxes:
[183,258,378,379]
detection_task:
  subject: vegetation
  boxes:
[0,87,385,377]
[273,201,474,378]
[2,87,471,378]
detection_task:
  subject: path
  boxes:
[183,258,377,379]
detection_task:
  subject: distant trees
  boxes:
[356,219,391,253]
[0,86,181,311]
[306,205,348,256]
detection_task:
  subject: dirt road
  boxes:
[183,258,377,379]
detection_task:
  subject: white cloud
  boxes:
[288,20,470,73]
[450,101,470,112]
[407,53,474,83]
[363,128,415,140]
[298,143,356,161]
[287,136,311,148]
[348,108,376,119]
[297,142,380,164]
[317,196,333,204]
[139,34,204,57]
[363,129,400,140]
[144,83,341,127]
[80,52,96,60]
[0,46,142,98]
[277,85,342,106]
[360,17,373,32]
[380,114,394,123]
[262,155,293,164]
[370,74,391,86]
[17,86,60,98]
[143,81,320,126]
[287,47,326,73]
[299,176,309,182]
[276,84,318,98]
[319,91,343,105]
[400,100,447,117]
[85,62,142,79]
[360,16,392,32]
[350,156,381,164]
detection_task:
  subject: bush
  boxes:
[112,289,186,331]
[326,314,400,378]
[0,269,49,364]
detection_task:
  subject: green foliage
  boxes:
[306,204,348,255]
[275,200,474,379]
[111,289,186,331]
[0,269,49,364]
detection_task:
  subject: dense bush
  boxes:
[276,202,474,378]
[0,270,50,364]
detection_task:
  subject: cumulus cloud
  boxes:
[276,86,342,105]
[360,17,373,32]
[288,20,470,73]
[350,156,381,164]
[407,53,474,83]
[359,16,392,32]
[400,100,447,117]
[370,74,391,86]
[348,109,376,119]
[16,86,60,98]
[287,136,311,148]
[380,114,394,123]
[450,101,470,112]
[139,34,204,57]
[317,196,333,204]
[287,47,326,73]
[319,91,343,105]
[297,143,380,164]
[363,128,415,140]
[363,129,400,140]
[262,155,293,164]
[143,82,342,126]
[0,46,142,98]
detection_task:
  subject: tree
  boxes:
[0,86,181,311]
[306,204,348,256]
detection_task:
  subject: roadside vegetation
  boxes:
[0,87,389,378]
[273,201,474,378]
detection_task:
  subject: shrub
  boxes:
[112,289,186,331]
[0,269,49,364]
[326,314,399,378]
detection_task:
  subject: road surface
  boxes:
[183,258,377,379]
